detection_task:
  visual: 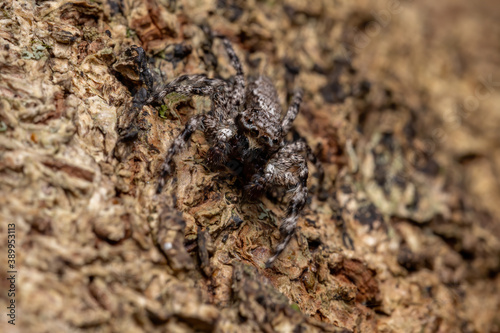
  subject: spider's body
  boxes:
[140,37,322,266]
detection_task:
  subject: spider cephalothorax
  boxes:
[132,36,323,267]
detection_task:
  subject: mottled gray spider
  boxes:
[142,37,323,267]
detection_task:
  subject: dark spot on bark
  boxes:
[217,0,244,22]
[307,238,321,252]
[355,203,384,231]
[398,246,423,272]
[457,153,481,164]
[107,0,124,16]
[380,132,395,152]
[305,218,317,227]
[162,43,193,68]
[320,79,346,104]
[417,157,440,177]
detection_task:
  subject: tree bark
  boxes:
[1,0,499,332]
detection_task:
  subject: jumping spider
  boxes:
[129,36,323,267]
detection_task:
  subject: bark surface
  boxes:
[1,0,499,332]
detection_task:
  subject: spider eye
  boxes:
[251,129,259,136]
[272,138,279,146]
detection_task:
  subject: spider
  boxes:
[130,36,323,267]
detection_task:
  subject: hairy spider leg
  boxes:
[154,38,249,192]
[279,92,324,191]
[157,114,206,193]
[281,88,304,135]
[153,75,239,178]
[266,183,307,267]
[219,37,246,112]
[131,46,155,93]
[246,143,309,266]
[152,75,229,193]
[284,139,325,191]
[153,76,229,193]
[150,75,229,110]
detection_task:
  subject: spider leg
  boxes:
[149,73,235,124]
[265,148,308,266]
[281,88,304,135]
[219,37,245,111]
[282,139,324,191]
[246,144,309,267]
[152,65,240,191]
[149,74,229,105]
[131,46,155,93]
[157,114,205,193]
[266,183,307,267]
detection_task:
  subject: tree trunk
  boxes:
[1,0,499,332]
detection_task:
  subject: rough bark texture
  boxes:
[1,0,499,332]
